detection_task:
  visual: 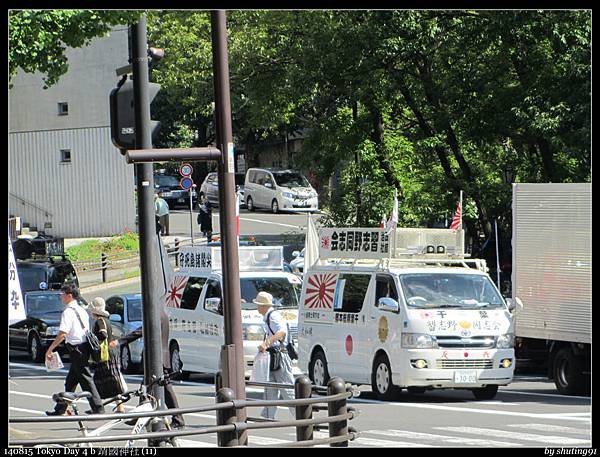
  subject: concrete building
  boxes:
[9,26,136,238]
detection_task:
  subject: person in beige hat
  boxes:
[254,291,296,419]
[89,297,126,413]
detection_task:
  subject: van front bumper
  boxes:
[393,348,515,388]
[281,196,318,211]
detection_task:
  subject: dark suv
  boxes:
[16,257,79,293]
[154,174,198,209]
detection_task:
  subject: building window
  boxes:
[58,102,69,116]
[60,149,71,163]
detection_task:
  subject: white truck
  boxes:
[512,183,591,395]
[299,227,515,401]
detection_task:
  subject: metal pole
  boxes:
[327,377,349,447]
[495,219,501,287]
[131,16,165,415]
[189,189,194,246]
[211,10,246,445]
[216,387,238,447]
[295,375,314,442]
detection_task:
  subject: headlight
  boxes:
[242,324,265,341]
[310,191,318,198]
[496,333,515,349]
[45,326,60,336]
[282,192,294,199]
[402,333,438,349]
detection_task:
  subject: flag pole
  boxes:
[495,219,501,288]
[459,190,463,256]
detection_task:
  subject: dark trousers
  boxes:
[54,343,104,413]
[159,215,169,236]
[164,368,184,426]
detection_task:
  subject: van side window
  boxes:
[375,275,398,305]
[256,172,265,186]
[106,297,124,321]
[335,273,371,313]
[180,277,207,310]
[248,170,256,183]
[204,279,223,315]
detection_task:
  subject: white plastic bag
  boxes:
[249,351,270,383]
[45,351,64,371]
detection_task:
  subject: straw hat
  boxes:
[88,297,109,317]
[252,291,274,307]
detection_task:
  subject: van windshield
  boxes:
[273,172,310,188]
[240,277,301,310]
[399,273,505,309]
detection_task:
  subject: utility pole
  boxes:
[131,16,165,412]
[211,10,247,445]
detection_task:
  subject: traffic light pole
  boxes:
[131,17,165,413]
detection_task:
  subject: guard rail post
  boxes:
[101,253,108,283]
[327,377,348,447]
[174,238,180,266]
[295,375,313,443]
[216,387,238,447]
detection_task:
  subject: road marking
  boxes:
[438,426,591,446]
[349,397,591,422]
[10,407,44,415]
[500,389,591,400]
[366,429,521,447]
[312,431,429,447]
[507,423,591,435]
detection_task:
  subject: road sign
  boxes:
[180,163,193,177]
[180,176,194,190]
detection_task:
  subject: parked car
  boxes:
[105,293,144,373]
[15,254,79,294]
[244,168,318,213]
[9,291,88,362]
[154,173,198,209]
[199,171,246,208]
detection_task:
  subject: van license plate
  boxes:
[454,370,477,384]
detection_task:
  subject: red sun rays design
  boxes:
[165,276,188,308]
[304,273,338,309]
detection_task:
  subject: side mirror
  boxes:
[265,182,273,189]
[205,297,222,314]
[506,297,523,313]
[109,314,122,323]
[292,250,300,258]
[377,297,399,313]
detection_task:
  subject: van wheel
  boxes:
[247,196,255,212]
[271,199,279,214]
[28,333,43,363]
[120,345,133,374]
[372,354,396,400]
[471,385,499,400]
[170,342,189,380]
[309,350,330,387]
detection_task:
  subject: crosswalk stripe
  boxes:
[366,429,521,447]
[507,424,591,435]
[312,431,434,447]
[437,426,591,446]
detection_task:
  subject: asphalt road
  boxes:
[8,352,592,448]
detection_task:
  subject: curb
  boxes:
[80,276,141,294]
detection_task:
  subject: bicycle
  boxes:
[46,371,181,447]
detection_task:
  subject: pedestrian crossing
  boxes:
[169,423,591,447]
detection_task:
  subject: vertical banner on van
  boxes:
[8,237,26,324]
[318,228,390,259]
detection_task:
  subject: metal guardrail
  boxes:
[9,375,358,447]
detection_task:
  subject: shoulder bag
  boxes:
[72,309,102,362]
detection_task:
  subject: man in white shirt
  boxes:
[45,284,104,415]
[155,192,170,236]
[255,291,296,419]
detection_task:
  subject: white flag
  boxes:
[304,212,319,271]
[386,190,398,234]
[9,237,26,324]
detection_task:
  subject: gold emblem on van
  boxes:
[378,316,389,343]
[459,320,472,329]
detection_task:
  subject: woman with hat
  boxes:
[254,291,296,420]
[89,297,126,413]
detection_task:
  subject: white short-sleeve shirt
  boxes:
[263,307,288,347]
[59,301,89,345]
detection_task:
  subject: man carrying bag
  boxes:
[254,291,296,420]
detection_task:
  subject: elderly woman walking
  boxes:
[88,297,127,413]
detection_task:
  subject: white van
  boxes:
[298,227,515,400]
[164,246,302,377]
[244,168,318,213]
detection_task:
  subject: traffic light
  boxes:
[109,78,161,152]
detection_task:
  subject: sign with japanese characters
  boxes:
[9,237,26,324]
[178,246,214,274]
[318,228,390,259]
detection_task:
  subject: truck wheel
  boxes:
[28,333,43,363]
[247,196,255,212]
[309,350,330,387]
[372,354,396,401]
[471,385,498,400]
[554,347,583,395]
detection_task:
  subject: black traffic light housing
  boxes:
[110,77,161,152]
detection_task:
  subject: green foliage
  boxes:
[66,232,139,261]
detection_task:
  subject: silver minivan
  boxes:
[244,168,318,213]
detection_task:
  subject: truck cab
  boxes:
[164,246,302,377]
[299,227,515,400]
